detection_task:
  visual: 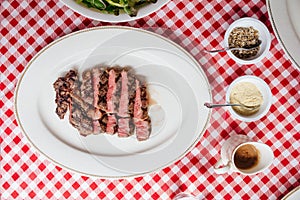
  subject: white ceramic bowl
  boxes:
[225,75,272,122]
[224,17,271,65]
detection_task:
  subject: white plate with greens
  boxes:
[61,0,170,22]
[15,26,212,178]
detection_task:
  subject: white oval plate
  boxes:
[61,0,170,23]
[283,186,300,200]
[267,0,300,69]
[15,26,212,178]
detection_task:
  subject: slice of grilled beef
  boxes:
[98,112,108,132]
[106,114,118,134]
[81,69,93,106]
[134,119,151,141]
[80,68,109,134]
[103,68,123,134]
[118,118,134,137]
[118,69,130,117]
[81,68,103,121]
[69,71,98,136]
[69,95,94,136]
[54,69,102,136]
[53,70,78,119]
[97,69,109,112]
[127,70,137,118]
[92,68,103,120]
[106,68,122,114]
[107,68,117,114]
[117,68,135,137]
[133,79,151,141]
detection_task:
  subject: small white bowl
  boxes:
[225,75,272,122]
[224,17,271,65]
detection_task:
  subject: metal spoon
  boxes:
[204,40,262,53]
[204,102,259,110]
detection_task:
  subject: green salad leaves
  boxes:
[77,0,157,17]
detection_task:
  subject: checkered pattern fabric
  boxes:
[1,0,300,199]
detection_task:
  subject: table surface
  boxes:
[1,0,300,199]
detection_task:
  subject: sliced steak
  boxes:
[118,118,134,137]
[133,79,151,141]
[81,69,93,105]
[106,68,115,113]
[92,120,102,135]
[92,67,102,119]
[98,113,108,132]
[106,68,121,114]
[53,70,78,119]
[68,72,94,136]
[116,69,134,137]
[118,69,130,117]
[134,118,151,141]
[97,69,109,112]
[80,68,107,134]
[106,114,118,134]
[69,101,94,136]
[54,67,152,141]
[127,70,137,117]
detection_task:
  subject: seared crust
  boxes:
[97,69,109,111]
[81,69,93,106]
[53,70,78,119]
[127,70,137,117]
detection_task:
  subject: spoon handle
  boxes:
[204,47,232,53]
[204,46,257,53]
[204,102,241,108]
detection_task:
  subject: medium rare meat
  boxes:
[104,68,123,134]
[118,118,134,137]
[117,69,135,137]
[106,68,122,114]
[118,70,129,117]
[107,69,117,113]
[105,68,118,134]
[133,79,151,141]
[134,119,151,141]
[106,114,118,134]
[54,66,152,141]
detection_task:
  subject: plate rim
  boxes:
[282,186,300,200]
[267,0,300,69]
[14,26,212,178]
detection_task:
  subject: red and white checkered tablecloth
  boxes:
[1,0,300,199]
